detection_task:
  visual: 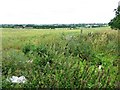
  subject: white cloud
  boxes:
[0,0,119,24]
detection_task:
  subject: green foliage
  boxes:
[109,6,120,30]
[2,28,119,88]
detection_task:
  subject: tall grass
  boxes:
[2,28,119,88]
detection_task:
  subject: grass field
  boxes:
[1,27,119,88]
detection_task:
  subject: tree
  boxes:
[109,5,120,30]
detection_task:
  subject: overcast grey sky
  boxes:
[0,0,119,24]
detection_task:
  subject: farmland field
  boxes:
[1,27,119,88]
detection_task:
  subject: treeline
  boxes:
[0,23,108,29]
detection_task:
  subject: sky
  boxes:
[0,0,119,24]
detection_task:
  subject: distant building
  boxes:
[85,25,92,28]
[92,25,100,28]
[118,1,120,6]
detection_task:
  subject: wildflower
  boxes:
[65,35,73,41]
[47,62,50,64]
[98,65,102,70]
[27,59,33,63]
[9,76,27,83]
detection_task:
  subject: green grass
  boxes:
[1,27,119,88]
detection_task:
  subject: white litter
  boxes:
[9,76,27,83]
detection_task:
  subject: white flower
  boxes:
[65,35,73,41]
[9,76,27,83]
[98,65,102,70]
[47,62,50,64]
[27,59,33,63]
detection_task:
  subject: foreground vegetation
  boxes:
[1,27,119,88]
